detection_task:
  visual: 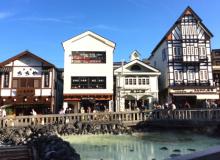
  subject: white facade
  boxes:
[62,31,115,112]
[114,51,160,112]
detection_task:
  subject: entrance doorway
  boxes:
[173,96,197,108]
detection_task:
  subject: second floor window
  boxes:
[187,70,195,81]
[72,51,106,63]
[71,77,106,89]
[4,72,9,88]
[174,70,183,81]
[200,70,208,81]
[12,78,41,88]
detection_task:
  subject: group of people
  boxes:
[153,102,177,110]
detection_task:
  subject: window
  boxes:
[44,72,50,87]
[199,47,206,59]
[146,78,149,84]
[162,49,166,61]
[12,79,18,88]
[125,79,128,85]
[71,77,106,89]
[200,70,208,81]
[191,46,194,55]
[174,70,183,81]
[187,70,195,81]
[138,77,149,85]
[142,79,146,85]
[173,47,181,56]
[34,79,40,88]
[4,72,9,88]
[16,78,39,88]
[133,79,136,85]
[131,65,141,71]
[72,51,106,63]
[129,79,132,85]
[154,61,157,67]
[138,78,142,85]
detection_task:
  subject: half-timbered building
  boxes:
[62,31,115,113]
[114,51,160,112]
[0,51,62,115]
[148,6,219,107]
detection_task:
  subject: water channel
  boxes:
[63,131,220,160]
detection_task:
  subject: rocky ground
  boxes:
[0,121,132,160]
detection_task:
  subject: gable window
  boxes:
[154,61,157,67]
[72,51,106,63]
[162,49,166,61]
[4,72,9,88]
[44,72,50,87]
[131,65,141,71]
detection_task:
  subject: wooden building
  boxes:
[148,6,219,108]
[0,51,63,115]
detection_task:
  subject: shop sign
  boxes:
[130,90,145,93]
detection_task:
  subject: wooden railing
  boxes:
[151,109,220,121]
[0,110,151,128]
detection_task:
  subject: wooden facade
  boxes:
[0,51,62,115]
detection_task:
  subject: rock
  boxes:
[170,153,181,157]
[173,149,181,152]
[187,148,196,152]
[160,147,168,150]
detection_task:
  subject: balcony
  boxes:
[16,88,35,96]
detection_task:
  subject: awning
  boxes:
[139,95,153,100]
[1,104,12,108]
[122,95,135,100]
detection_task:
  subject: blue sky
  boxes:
[0,0,220,67]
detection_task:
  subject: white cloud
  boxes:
[0,12,12,19]
[16,17,74,23]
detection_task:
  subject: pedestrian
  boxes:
[2,108,6,117]
[184,101,190,109]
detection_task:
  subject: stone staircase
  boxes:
[0,145,32,160]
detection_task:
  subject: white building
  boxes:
[62,31,115,113]
[0,51,62,115]
[148,7,219,107]
[114,51,160,112]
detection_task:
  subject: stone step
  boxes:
[0,146,32,160]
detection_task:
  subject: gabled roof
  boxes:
[149,6,213,60]
[0,50,55,67]
[62,30,116,48]
[114,59,160,75]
